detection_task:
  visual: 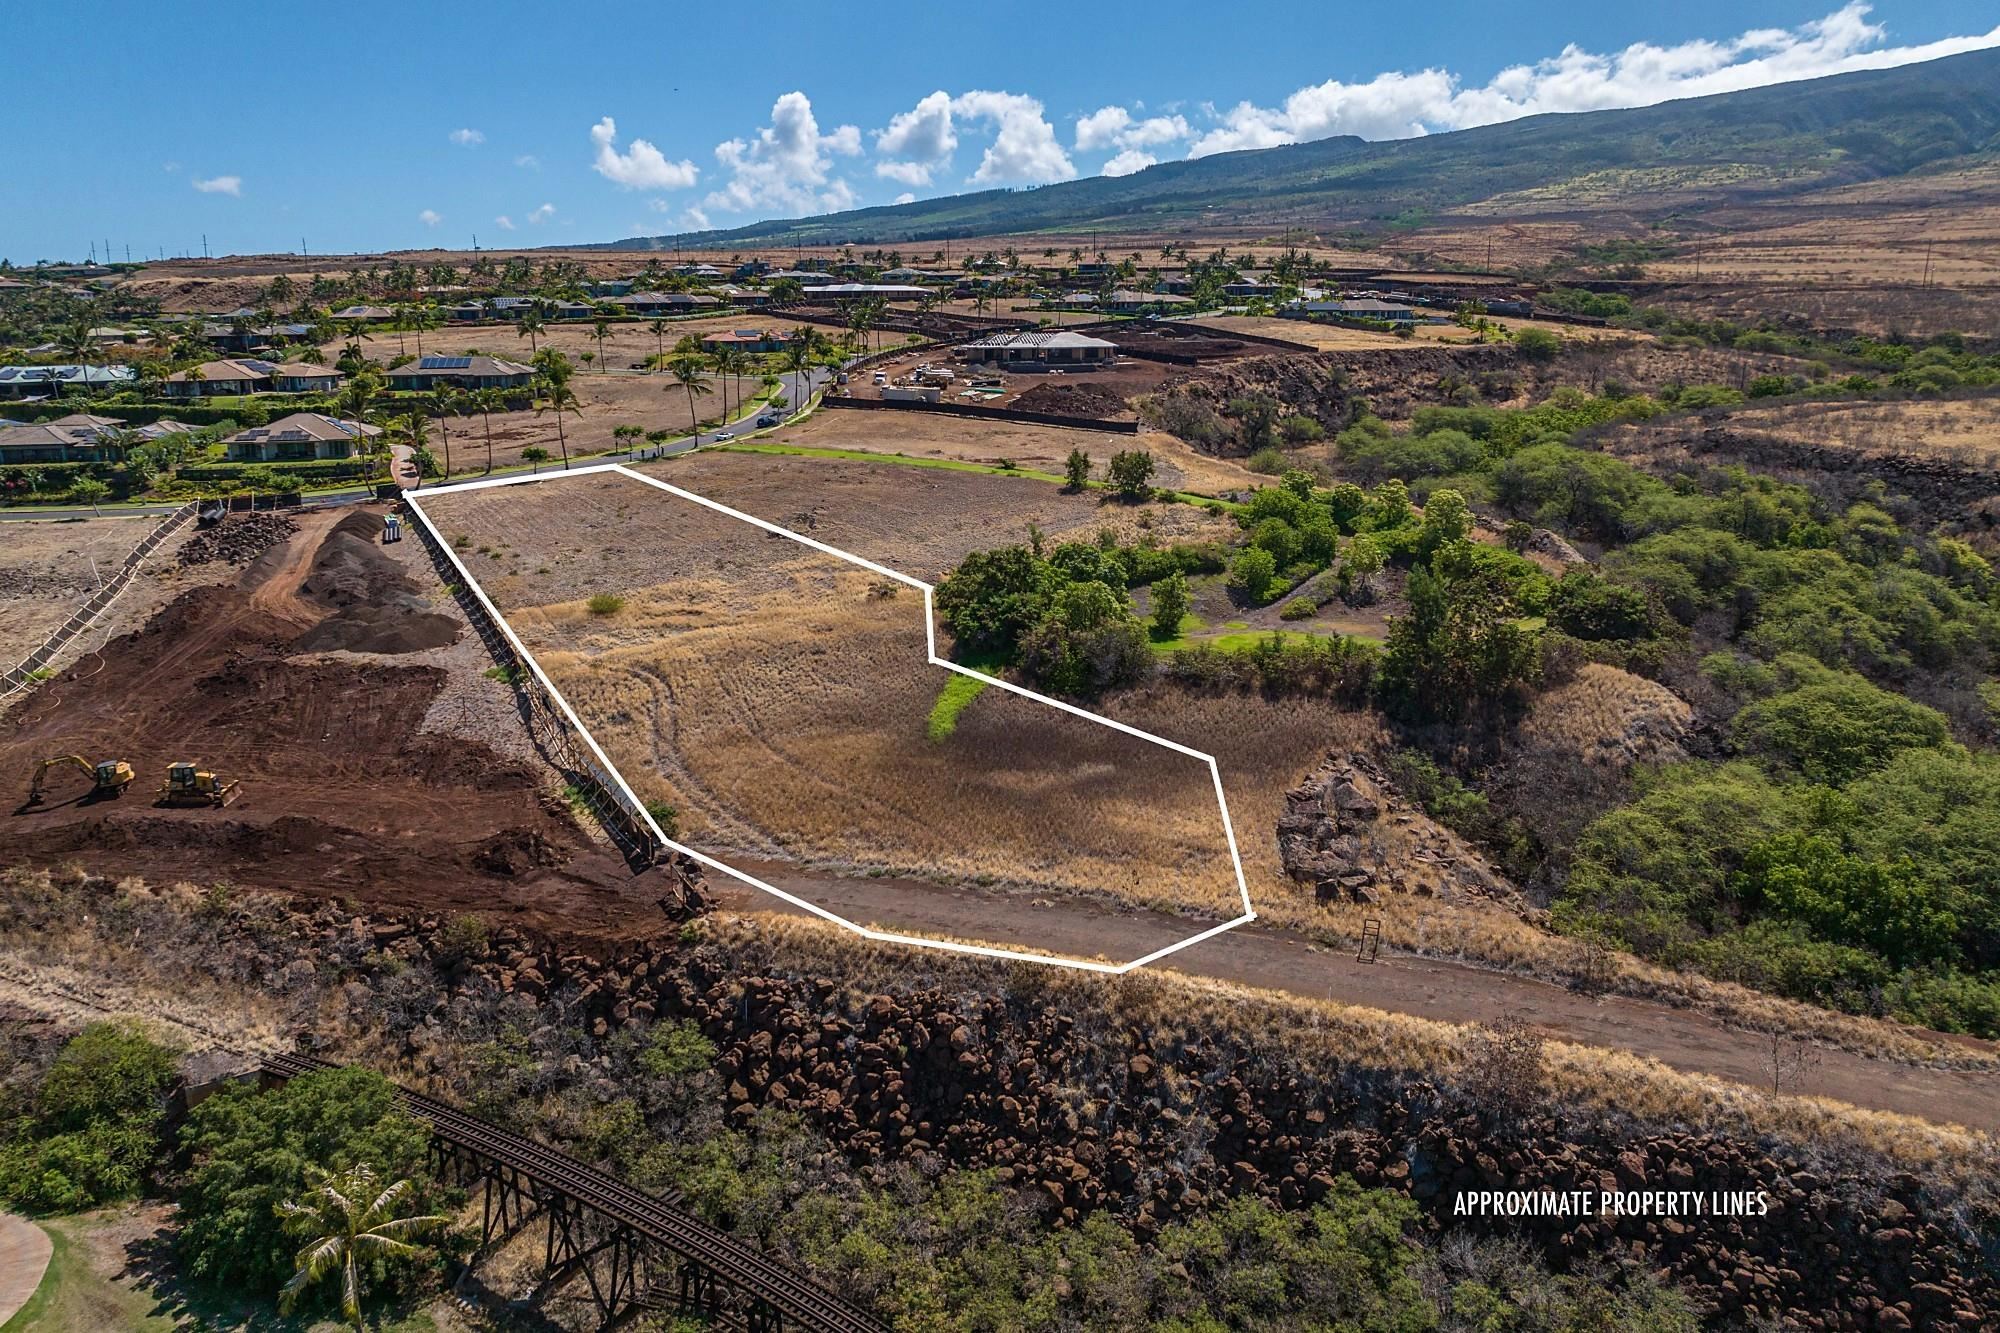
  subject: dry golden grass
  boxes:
[1188,313,1633,350]
[433,473,1244,921]
[1720,395,2000,471]
[1518,664,1693,770]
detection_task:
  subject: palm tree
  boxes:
[647,318,668,371]
[668,354,711,436]
[591,317,611,372]
[721,347,753,421]
[472,387,503,474]
[536,378,580,469]
[432,390,457,479]
[516,310,544,354]
[277,1163,447,1333]
[337,374,380,472]
[784,330,815,411]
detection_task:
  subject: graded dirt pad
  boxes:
[0,508,643,930]
[424,471,1245,937]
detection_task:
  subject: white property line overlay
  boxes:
[406,462,1256,974]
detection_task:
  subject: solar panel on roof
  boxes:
[420,356,473,370]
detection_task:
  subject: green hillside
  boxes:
[591,47,2000,249]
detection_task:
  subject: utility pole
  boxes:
[201,233,209,259]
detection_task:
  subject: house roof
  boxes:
[0,413,189,451]
[1303,299,1416,315]
[0,364,137,386]
[956,331,1117,351]
[391,354,535,378]
[272,363,341,379]
[224,413,382,445]
[1106,290,1191,304]
[701,330,777,344]
[166,358,278,383]
[810,284,931,297]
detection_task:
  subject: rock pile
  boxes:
[177,512,298,567]
[80,881,2000,1330]
[1279,753,1522,909]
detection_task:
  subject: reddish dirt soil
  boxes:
[0,509,650,929]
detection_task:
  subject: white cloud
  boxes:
[528,202,556,224]
[1121,114,1190,148]
[874,90,958,185]
[590,116,700,190]
[161,160,180,174]
[192,175,241,196]
[1101,149,1157,177]
[820,179,857,211]
[893,191,916,205]
[1188,3,2000,156]
[952,91,1074,185]
[1074,106,1130,151]
[514,154,540,169]
[418,208,443,226]
[449,128,484,146]
[494,215,516,230]
[706,91,862,214]
[682,206,711,231]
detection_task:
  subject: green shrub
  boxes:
[177,1067,435,1293]
[587,592,626,615]
[1280,596,1316,620]
[0,1023,181,1215]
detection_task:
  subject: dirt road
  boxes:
[706,860,2000,1134]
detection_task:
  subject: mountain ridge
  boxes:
[585,47,2000,250]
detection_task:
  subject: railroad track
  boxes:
[262,1053,882,1333]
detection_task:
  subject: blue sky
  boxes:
[4,1,1997,263]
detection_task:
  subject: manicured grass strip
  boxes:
[926,673,989,741]
[712,442,1070,483]
[1151,627,1381,654]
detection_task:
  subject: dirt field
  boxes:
[1188,312,1635,350]
[847,347,1166,418]
[423,471,1246,938]
[0,506,657,927]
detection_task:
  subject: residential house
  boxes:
[0,413,188,464]
[385,354,537,392]
[1103,290,1193,313]
[763,269,835,287]
[1293,298,1419,323]
[272,364,342,393]
[714,285,772,308]
[675,264,724,279]
[953,330,1118,369]
[164,358,276,396]
[223,412,380,462]
[610,291,720,316]
[0,364,137,399]
[810,283,931,302]
[331,305,397,323]
[699,329,785,354]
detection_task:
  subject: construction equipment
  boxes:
[25,755,135,807]
[156,761,240,808]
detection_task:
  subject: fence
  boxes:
[399,496,667,868]
[1,502,196,695]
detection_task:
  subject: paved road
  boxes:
[0,1212,51,1326]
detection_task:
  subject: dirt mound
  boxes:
[470,827,570,876]
[291,512,459,654]
[178,513,299,567]
[1010,381,1133,420]
[1519,664,1692,770]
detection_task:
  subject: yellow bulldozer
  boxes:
[157,762,241,808]
[24,755,135,808]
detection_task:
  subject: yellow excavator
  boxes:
[157,761,240,808]
[24,755,135,807]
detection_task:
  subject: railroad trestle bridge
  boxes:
[262,1053,882,1333]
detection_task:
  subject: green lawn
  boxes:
[926,673,990,741]
[1151,626,1378,654]
[1,1210,442,1333]
[1,1218,171,1333]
